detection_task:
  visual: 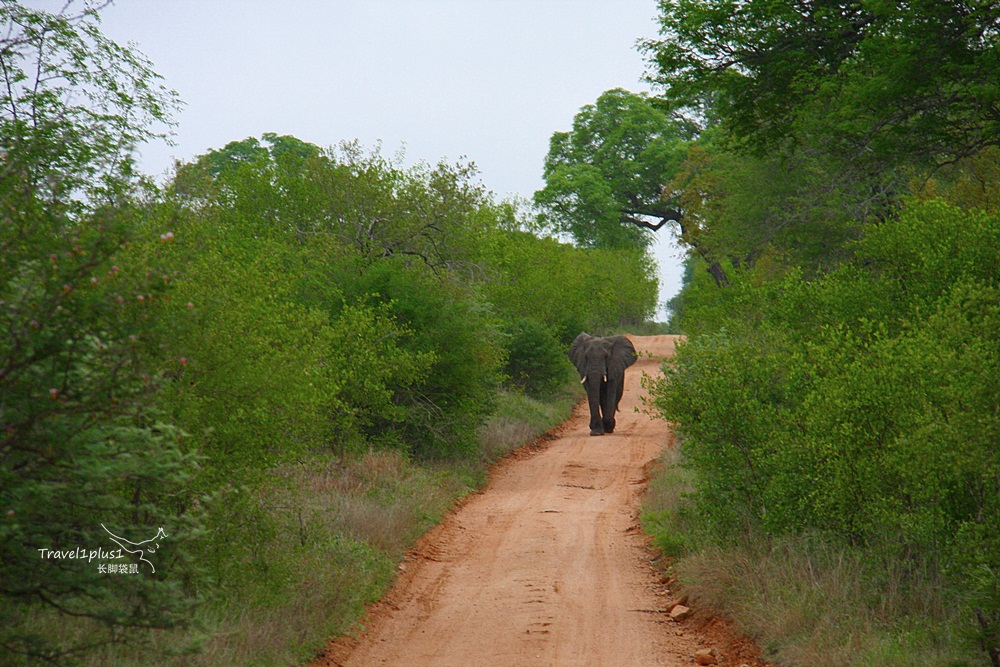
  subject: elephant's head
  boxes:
[567,333,637,436]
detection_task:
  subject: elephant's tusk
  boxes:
[581,375,587,384]
[603,375,607,383]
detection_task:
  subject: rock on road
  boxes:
[316,335,704,667]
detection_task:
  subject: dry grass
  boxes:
[477,389,578,463]
[311,450,465,557]
[478,413,547,461]
[642,446,987,667]
[185,543,395,666]
[20,388,580,667]
[676,538,983,667]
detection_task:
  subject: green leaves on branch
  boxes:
[476,228,658,338]
[0,1,179,208]
[534,88,690,250]
[649,199,1000,658]
[643,0,1000,168]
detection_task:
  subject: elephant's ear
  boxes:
[608,335,637,374]
[567,332,592,378]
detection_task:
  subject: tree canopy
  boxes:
[533,88,690,250]
[0,0,179,206]
[642,0,1000,169]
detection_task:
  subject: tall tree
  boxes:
[1,3,199,661]
[535,89,736,285]
[534,88,690,249]
[643,0,1000,170]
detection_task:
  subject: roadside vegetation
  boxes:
[626,2,1000,666]
[0,4,657,665]
[6,1,998,666]
[524,0,998,664]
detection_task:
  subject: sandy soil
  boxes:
[314,335,755,667]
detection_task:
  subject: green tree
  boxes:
[666,132,865,283]
[168,137,508,460]
[502,318,572,398]
[648,199,1000,662]
[534,88,690,250]
[0,3,199,662]
[0,0,178,206]
[643,0,1000,169]
[475,225,658,338]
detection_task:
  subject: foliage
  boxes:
[150,238,432,477]
[584,245,660,328]
[534,88,690,250]
[502,318,573,399]
[640,1,1000,298]
[648,199,1000,662]
[339,257,505,459]
[533,87,873,292]
[0,0,178,205]
[0,3,199,662]
[915,146,1000,214]
[476,227,659,340]
[643,0,1000,169]
[167,135,509,459]
[641,1,1000,663]
[669,134,867,275]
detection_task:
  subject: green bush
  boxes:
[341,258,505,459]
[649,199,1000,662]
[503,318,574,398]
[475,228,659,339]
[0,160,203,666]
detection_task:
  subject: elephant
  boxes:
[568,333,637,436]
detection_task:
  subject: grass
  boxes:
[9,385,581,667]
[477,388,578,462]
[641,445,990,667]
[640,434,695,559]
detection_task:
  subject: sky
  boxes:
[84,0,686,317]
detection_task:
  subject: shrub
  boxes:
[503,319,573,398]
[341,258,505,459]
[476,228,659,338]
[648,199,1000,663]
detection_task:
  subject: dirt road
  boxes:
[318,335,709,666]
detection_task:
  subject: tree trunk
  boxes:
[621,207,731,288]
[706,259,731,288]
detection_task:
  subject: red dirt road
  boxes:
[317,335,715,666]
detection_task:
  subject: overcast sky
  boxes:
[87,0,685,315]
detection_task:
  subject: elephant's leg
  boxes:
[589,408,605,436]
[586,378,605,436]
[600,380,617,433]
[590,416,605,435]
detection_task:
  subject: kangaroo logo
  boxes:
[101,524,167,573]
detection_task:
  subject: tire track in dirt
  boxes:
[313,335,731,667]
